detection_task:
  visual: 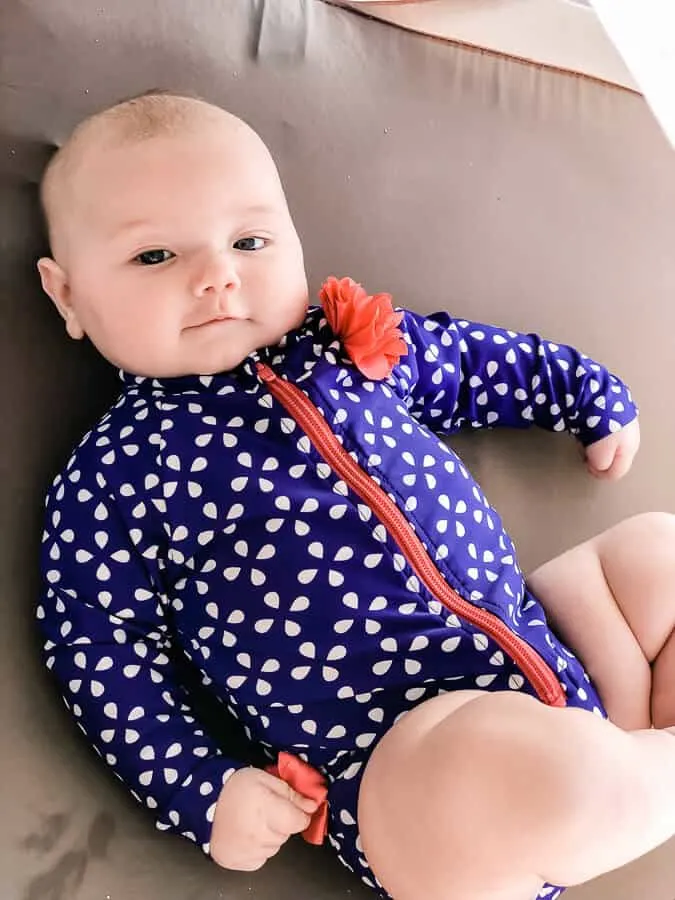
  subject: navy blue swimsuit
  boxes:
[39,307,636,898]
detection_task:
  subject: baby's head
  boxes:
[38,92,308,377]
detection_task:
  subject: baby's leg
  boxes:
[358,690,675,900]
[527,512,675,729]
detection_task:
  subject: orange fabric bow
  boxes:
[319,276,407,380]
[266,751,329,845]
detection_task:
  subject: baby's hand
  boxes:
[210,767,319,872]
[583,417,640,481]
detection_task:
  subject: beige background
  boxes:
[335,0,637,87]
[1,1,675,898]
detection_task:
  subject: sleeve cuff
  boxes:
[575,398,638,446]
[154,755,246,853]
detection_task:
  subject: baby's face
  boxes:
[40,121,308,377]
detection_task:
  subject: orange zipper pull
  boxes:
[256,362,276,383]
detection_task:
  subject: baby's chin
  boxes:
[100,316,308,378]
[113,348,255,379]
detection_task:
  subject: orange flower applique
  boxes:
[319,276,407,380]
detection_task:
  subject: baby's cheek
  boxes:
[104,303,169,371]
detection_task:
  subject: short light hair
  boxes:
[40,90,240,255]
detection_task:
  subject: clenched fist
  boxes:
[210,767,320,871]
[584,417,640,481]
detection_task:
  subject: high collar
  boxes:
[119,350,266,396]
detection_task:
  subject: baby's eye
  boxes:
[133,249,175,266]
[233,236,267,252]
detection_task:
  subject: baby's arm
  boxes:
[39,449,311,868]
[395,309,638,460]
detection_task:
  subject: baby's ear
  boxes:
[36,257,85,340]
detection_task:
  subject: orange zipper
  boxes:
[257,363,566,708]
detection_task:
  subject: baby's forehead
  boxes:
[41,99,271,253]
[48,104,249,196]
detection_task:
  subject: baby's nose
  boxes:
[191,250,240,296]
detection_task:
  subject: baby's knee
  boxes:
[597,511,675,577]
[604,511,675,550]
[640,512,675,549]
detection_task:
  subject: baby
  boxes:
[37,92,675,900]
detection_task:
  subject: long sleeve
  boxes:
[38,439,246,854]
[394,310,637,445]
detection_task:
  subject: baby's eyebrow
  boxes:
[110,218,153,238]
[240,203,282,217]
[108,203,283,240]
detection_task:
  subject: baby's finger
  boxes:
[266,791,313,837]
[291,792,320,816]
[238,857,273,872]
[585,439,616,474]
[587,463,614,481]
[603,448,634,481]
[265,772,320,815]
[257,839,286,855]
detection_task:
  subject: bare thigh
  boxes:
[357,690,545,900]
[528,513,675,729]
[357,687,675,900]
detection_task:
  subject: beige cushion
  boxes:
[336,0,636,88]
[1,2,674,898]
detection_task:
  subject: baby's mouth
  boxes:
[185,315,240,329]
